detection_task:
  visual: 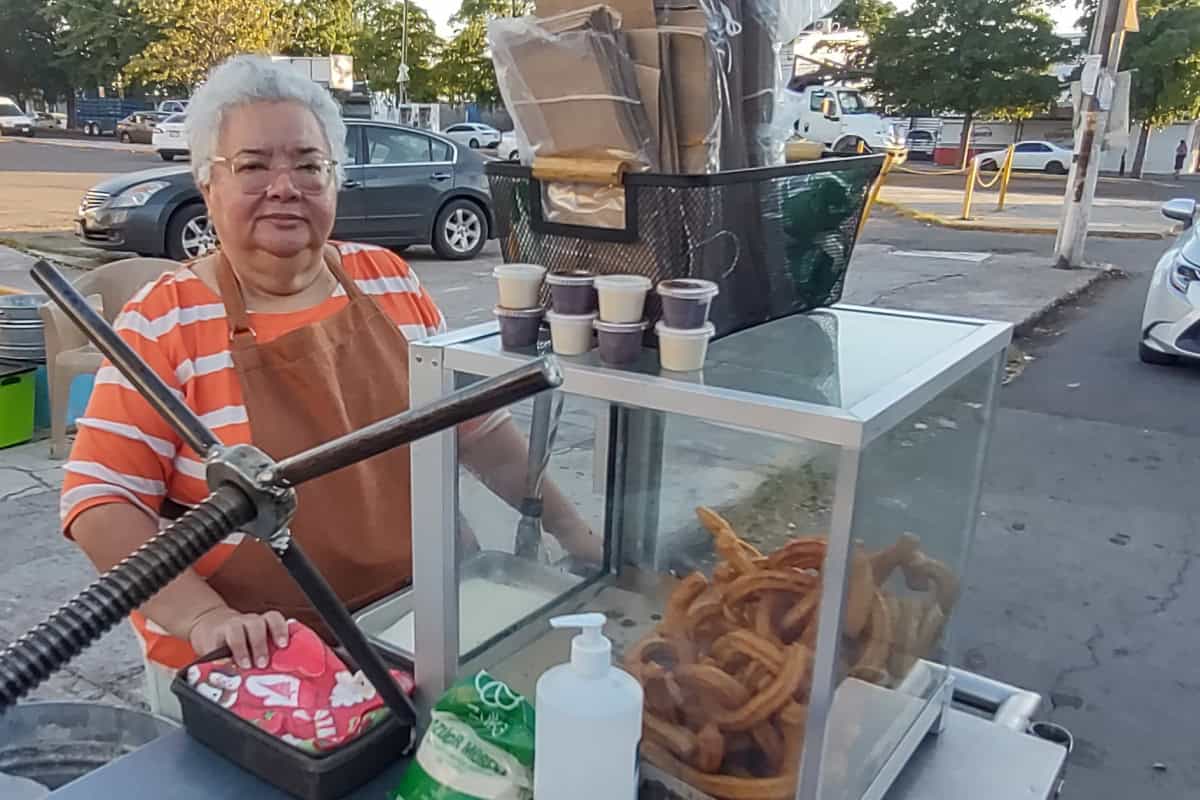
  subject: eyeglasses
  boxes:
[210,154,338,195]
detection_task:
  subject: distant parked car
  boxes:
[116,112,168,144]
[157,99,189,115]
[152,114,188,161]
[1139,198,1200,365]
[498,130,521,161]
[905,129,936,160]
[77,120,495,261]
[442,122,501,149]
[0,97,35,136]
[976,140,1072,174]
[34,112,66,130]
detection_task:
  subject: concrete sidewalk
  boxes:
[879,184,1177,239]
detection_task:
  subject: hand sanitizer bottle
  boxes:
[533,613,644,799]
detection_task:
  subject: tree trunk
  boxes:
[1131,121,1151,178]
[66,93,77,130]
[957,111,975,171]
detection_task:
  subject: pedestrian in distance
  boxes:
[1175,140,1188,179]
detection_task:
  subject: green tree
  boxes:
[435,0,530,103]
[868,0,1071,167]
[284,0,356,56]
[1120,2,1200,175]
[45,0,156,95]
[354,0,442,100]
[829,0,897,35]
[125,0,293,88]
[0,0,69,102]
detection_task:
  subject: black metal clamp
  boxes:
[0,261,563,728]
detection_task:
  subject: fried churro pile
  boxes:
[624,507,958,799]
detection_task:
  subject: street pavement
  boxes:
[1,138,1199,797]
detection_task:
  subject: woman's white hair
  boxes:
[187,55,347,186]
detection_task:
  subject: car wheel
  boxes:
[433,199,487,260]
[120,132,132,144]
[1045,161,1067,175]
[166,203,218,261]
[160,152,175,162]
[469,138,480,149]
[980,159,998,172]
[1139,341,1178,366]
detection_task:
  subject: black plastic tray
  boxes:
[171,650,414,800]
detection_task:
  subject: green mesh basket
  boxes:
[486,155,883,341]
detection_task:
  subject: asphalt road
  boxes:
[888,164,1198,204]
[0,136,158,173]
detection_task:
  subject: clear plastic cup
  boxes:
[655,321,715,372]
[493,264,547,309]
[546,271,597,315]
[594,275,652,323]
[656,279,719,329]
[546,311,598,355]
[594,319,648,365]
[494,306,544,350]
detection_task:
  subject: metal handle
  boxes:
[343,179,361,188]
[31,260,221,458]
[273,357,562,487]
[431,172,452,181]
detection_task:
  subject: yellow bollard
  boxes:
[996,144,1016,211]
[961,157,980,220]
[857,148,901,240]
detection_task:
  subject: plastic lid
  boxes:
[493,305,545,318]
[493,263,546,278]
[546,271,595,286]
[594,319,649,333]
[657,279,719,300]
[550,613,611,678]
[655,321,716,339]
[593,274,651,291]
[546,310,598,323]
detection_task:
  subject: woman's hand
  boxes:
[188,607,290,670]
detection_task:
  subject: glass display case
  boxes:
[402,305,1011,800]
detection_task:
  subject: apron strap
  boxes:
[215,246,361,345]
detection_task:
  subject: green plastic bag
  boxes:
[391,672,535,800]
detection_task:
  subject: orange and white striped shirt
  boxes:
[62,242,463,668]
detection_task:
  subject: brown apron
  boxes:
[204,249,413,636]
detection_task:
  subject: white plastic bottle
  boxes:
[533,613,644,799]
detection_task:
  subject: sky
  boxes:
[422,0,1082,38]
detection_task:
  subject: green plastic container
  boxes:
[0,364,36,448]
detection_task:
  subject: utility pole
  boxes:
[1054,0,1137,268]
[400,0,409,105]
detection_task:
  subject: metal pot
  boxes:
[0,701,178,790]
[0,294,47,362]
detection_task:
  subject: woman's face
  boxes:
[202,100,337,260]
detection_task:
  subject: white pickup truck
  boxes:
[784,84,902,154]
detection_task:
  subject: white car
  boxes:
[976,140,1072,175]
[0,97,35,136]
[34,112,66,130]
[152,113,188,161]
[442,122,501,149]
[498,130,521,161]
[157,99,189,115]
[1140,198,1200,365]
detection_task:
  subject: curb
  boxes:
[1011,263,1122,339]
[876,199,1171,240]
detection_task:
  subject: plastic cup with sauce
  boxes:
[656,321,715,372]
[656,279,719,329]
[594,275,652,323]
[546,271,597,315]
[493,264,547,309]
[594,319,648,365]
[546,311,598,355]
[494,306,544,350]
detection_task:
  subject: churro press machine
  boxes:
[404,306,1037,800]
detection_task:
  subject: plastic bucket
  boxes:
[0,365,36,448]
[0,702,178,791]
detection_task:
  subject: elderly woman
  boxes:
[61,56,596,717]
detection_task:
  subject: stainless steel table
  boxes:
[48,707,1065,799]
